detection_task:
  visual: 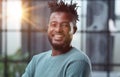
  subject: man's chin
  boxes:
[52,44,64,50]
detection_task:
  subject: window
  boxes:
[1,0,27,77]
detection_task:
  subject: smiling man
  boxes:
[22,0,92,77]
[48,12,74,55]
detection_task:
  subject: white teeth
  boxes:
[55,35,63,38]
[54,35,63,40]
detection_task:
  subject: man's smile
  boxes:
[53,34,64,41]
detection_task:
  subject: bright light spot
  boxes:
[7,1,22,20]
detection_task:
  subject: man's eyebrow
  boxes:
[49,21,56,23]
[62,22,70,23]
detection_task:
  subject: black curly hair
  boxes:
[48,0,79,22]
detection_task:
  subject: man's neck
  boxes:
[51,46,72,56]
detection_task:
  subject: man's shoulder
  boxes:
[69,47,90,64]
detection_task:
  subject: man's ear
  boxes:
[73,26,77,34]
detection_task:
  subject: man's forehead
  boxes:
[50,12,72,21]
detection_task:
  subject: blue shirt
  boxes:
[22,47,92,77]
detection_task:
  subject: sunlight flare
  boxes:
[7,1,22,20]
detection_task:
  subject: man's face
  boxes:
[47,12,74,50]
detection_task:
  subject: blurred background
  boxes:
[0,0,120,77]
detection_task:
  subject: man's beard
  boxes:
[52,44,65,50]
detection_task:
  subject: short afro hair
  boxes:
[48,0,79,22]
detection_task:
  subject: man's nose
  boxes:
[55,25,63,32]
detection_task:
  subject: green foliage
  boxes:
[0,48,29,77]
[8,63,27,77]
[8,48,29,60]
[0,63,4,77]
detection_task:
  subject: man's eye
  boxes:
[62,23,70,28]
[50,23,56,27]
